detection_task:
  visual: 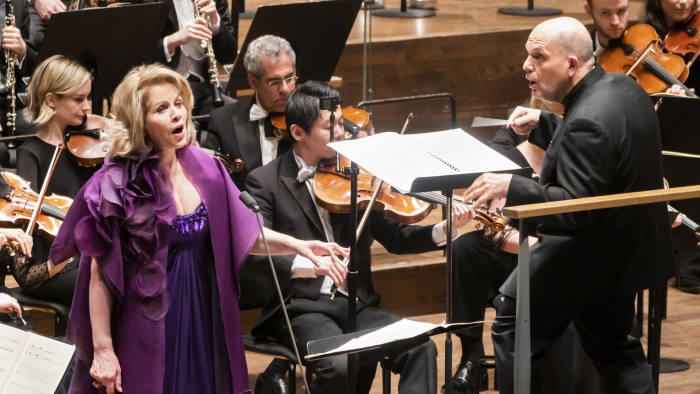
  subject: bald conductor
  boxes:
[463,17,674,394]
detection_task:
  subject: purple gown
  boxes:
[51,146,259,394]
[163,203,233,394]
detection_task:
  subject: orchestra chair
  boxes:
[1,265,69,337]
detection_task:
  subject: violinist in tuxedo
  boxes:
[245,81,474,394]
[203,34,297,394]
[204,34,295,191]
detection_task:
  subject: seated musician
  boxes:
[245,80,473,394]
[203,34,297,393]
[136,0,237,116]
[204,34,295,191]
[585,0,629,58]
[3,55,96,308]
[642,0,700,91]
[0,0,44,165]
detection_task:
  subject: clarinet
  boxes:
[4,0,16,137]
[192,0,225,108]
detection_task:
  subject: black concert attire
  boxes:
[138,0,238,116]
[492,67,674,394]
[203,96,293,190]
[246,150,439,394]
[8,137,96,307]
[642,16,700,291]
[0,0,42,165]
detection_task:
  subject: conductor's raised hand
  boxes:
[506,106,541,136]
[463,173,513,210]
[90,347,122,393]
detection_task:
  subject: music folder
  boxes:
[327,128,529,193]
[0,323,75,393]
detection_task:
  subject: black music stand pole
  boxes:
[239,0,255,20]
[373,0,435,18]
[498,0,562,16]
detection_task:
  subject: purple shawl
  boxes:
[51,145,259,394]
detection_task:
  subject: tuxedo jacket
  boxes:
[245,150,438,330]
[146,0,238,67]
[0,0,38,88]
[204,96,292,190]
[502,67,675,314]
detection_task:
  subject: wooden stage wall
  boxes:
[238,0,645,141]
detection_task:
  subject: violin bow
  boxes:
[25,143,64,235]
[330,113,414,300]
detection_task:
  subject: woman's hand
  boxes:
[0,228,32,257]
[293,240,349,286]
[90,346,122,393]
[0,293,21,317]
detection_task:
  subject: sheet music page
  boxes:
[0,324,30,390]
[310,319,438,358]
[328,129,521,193]
[1,325,75,394]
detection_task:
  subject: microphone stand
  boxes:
[239,192,311,394]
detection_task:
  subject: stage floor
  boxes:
[239,0,645,45]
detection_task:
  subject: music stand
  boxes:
[38,3,170,115]
[372,0,435,18]
[650,94,698,382]
[305,320,482,394]
[226,0,362,96]
[498,0,562,16]
[239,0,255,19]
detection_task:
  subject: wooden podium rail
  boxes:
[501,185,700,394]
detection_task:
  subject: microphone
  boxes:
[238,191,311,394]
[239,191,259,212]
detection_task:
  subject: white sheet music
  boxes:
[313,319,437,357]
[327,129,521,193]
[306,318,486,360]
[0,324,75,394]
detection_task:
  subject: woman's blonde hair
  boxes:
[23,55,91,127]
[109,64,196,159]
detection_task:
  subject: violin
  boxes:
[665,11,700,69]
[313,156,433,224]
[599,24,697,96]
[0,172,72,239]
[271,106,374,135]
[64,114,113,167]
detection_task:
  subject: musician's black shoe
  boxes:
[254,367,290,394]
[441,359,488,394]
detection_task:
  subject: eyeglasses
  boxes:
[265,75,299,88]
